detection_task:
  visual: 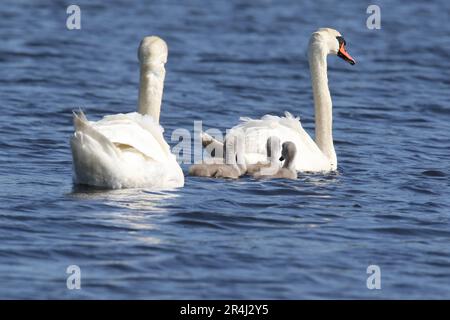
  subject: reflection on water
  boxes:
[70,184,180,212]
[68,185,180,245]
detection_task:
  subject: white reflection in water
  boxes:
[70,185,179,212]
[68,186,180,245]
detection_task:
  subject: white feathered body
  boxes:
[227,112,333,172]
[71,111,184,189]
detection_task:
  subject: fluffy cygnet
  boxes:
[254,141,297,180]
[247,136,281,176]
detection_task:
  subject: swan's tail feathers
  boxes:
[72,109,89,131]
[77,108,87,120]
[283,111,301,121]
[71,111,122,188]
[72,111,120,159]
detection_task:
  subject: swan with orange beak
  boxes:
[201,28,357,172]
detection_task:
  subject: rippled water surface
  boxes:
[1,0,449,299]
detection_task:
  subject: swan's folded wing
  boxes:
[92,112,170,163]
[73,111,120,158]
[232,111,325,164]
[108,112,169,155]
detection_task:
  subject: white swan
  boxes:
[70,36,184,189]
[202,28,355,172]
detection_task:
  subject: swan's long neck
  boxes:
[308,45,336,167]
[138,61,165,123]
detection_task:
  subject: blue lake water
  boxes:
[0,0,449,299]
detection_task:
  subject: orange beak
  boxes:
[338,42,356,65]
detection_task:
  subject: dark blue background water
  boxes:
[0,0,449,299]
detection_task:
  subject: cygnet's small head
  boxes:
[309,28,355,65]
[266,136,281,158]
[279,142,297,163]
[138,36,168,64]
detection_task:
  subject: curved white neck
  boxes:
[138,61,166,123]
[308,46,336,167]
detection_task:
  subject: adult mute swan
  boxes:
[202,28,355,172]
[70,36,184,189]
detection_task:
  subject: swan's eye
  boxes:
[336,36,346,46]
